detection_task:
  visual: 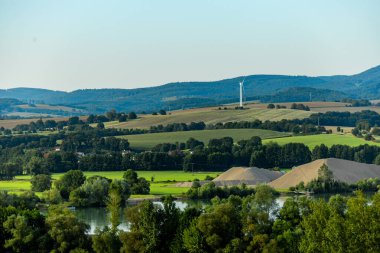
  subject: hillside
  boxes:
[0,65,379,113]
[0,98,86,117]
[269,158,380,189]
[105,106,312,129]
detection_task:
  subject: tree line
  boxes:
[4,133,380,180]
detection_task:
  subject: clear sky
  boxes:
[0,0,379,91]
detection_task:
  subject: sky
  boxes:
[0,0,379,91]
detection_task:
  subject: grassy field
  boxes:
[119,129,291,150]
[263,133,380,149]
[3,171,221,197]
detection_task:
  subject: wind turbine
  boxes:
[239,77,246,107]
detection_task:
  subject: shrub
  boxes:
[31,174,52,192]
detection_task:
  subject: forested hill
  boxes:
[0,65,379,113]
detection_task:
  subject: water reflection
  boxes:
[74,207,130,235]
[74,200,208,234]
[73,194,373,235]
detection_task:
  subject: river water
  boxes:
[74,197,289,234]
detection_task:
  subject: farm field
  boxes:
[5,171,221,197]
[120,129,291,150]
[103,101,380,130]
[2,101,378,130]
[104,107,312,129]
[263,133,380,149]
[246,101,380,113]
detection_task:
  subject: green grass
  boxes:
[120,129,290,150]
[263,133,380,149]
[16,171,220,182]
[8,171,221,196]
[0,180,31,192]
[150,183,190,195]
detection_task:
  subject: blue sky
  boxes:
[0,0,379,91]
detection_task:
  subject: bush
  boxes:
[31,174,52,192]
[204,175,215,181]
[186,182,256,199]
[54,170,86,199]
[128,112,137,119]
[42,188,63,204]
[69,176,111,207]
[123,169,150,194]
[364,134,375,141]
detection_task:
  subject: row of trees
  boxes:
[308,110,380,127]
[149,121,206,132]
[87,110,137,123]
[290,103,310,111]
[5,135,380,180]
[341,98,372,107]
[206,119,326,134]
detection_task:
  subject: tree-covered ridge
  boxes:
[1,65,379,112]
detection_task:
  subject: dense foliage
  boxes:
[186,181,265,199]
[2,184,380,252]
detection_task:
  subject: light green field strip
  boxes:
[119,129,290,150]
[263,134,380,149]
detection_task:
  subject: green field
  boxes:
[0,180,31,192]
[16,171,220,182]
[263,133,380,149]
[120,129,290,150]
[3,171,221,197]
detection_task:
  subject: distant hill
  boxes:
[1,65,379,113]
[0,97,86,118]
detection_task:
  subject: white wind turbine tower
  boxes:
[239,77,246,107]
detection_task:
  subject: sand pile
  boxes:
[269,158,380,189]
[212,167,283,186]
